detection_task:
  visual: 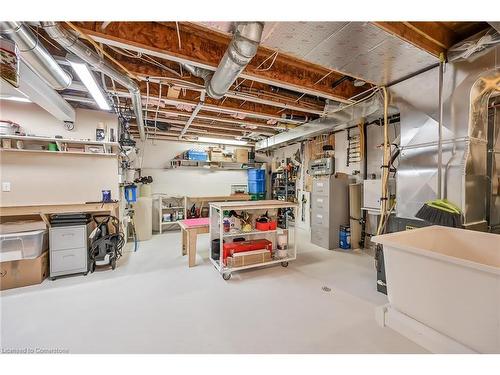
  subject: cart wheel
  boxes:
[49,277,56,281]
[111,258,117,270]
[222,272,231,280]
[83,272,88,276]
[281,261,289,267]
[90,262,96,273]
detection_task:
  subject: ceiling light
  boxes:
[0,95,31,103]
[197,136,248,146]
[353,79,366,87]
[69,61,110,110]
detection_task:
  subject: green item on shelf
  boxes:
[250,193,266,201]
[48,143,58,151]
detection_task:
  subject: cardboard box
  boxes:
[226,249,272,267]
[0,251,48,291]
[209,150,224,162]
[235,148,249,163]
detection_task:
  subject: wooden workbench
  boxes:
[178,218,209,267]
[0,202,119,226]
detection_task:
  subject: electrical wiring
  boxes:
[153,82,163,140]
[376,86,391,236]
[175,22,182,50]
[105,43,182,78]
[254,51,279,72]
[64,21,139,81]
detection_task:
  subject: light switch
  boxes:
[2,182,11,192]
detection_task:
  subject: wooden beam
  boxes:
[70,22,364,103]
[373,22,446,57]
[144,108,286,130]
[372,21,489,58]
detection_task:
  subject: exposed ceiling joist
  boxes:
[373,21,490,57]
[69,22,365,104]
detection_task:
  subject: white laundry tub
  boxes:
[373,226,500,353]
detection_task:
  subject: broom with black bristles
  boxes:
[415,56,463,228]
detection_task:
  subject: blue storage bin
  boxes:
[248,169,265,180]
[248,180,266,194]
[186,150,208,161]
[248,168,265,194]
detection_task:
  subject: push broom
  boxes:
[415,55,463,228]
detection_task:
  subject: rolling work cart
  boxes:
[209,200,297,280]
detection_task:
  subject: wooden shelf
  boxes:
[0,134,119,147]
[0,148,117,157]
[222,229,277,238]
[168,159,262,170]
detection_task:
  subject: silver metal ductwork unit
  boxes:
[184,22,264,100]
[0,21,72,90]
[256,94,384,150]
[391,45,500,230]
[41,21,146,140]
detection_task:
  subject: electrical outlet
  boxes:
[2,182,11,192]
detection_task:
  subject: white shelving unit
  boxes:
[152,195,186,233]
[209,200,297,280]
[0,134,119,156]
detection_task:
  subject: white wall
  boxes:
[138,139,249,197]
[0,101,119,206]
[0,101,118,140]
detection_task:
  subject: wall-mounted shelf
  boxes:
[0,134,119,157]
[0,148,118,157]
[0,134,118,147]
[168,159,262,170]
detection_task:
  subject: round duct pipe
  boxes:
[0,21,72,90]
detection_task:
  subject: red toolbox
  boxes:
[223,239,272,263]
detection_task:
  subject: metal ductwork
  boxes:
[391,45,500,230]
[184,22,264,100]
[40,21,145,140]
[0,21,72,90]
[448,27,500,62]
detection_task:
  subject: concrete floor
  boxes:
[0,228,426,353]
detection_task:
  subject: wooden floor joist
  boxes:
[70,22,365,103]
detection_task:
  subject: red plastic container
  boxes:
[222,239,272,262]
[255,222,270,231]
[255,221,277,231]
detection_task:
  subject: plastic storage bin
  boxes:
[248,169,266,194]
[186,150,208,161]
[373,226,500,353]
[0,229,48,262]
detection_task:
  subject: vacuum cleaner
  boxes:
[88,215,125,272]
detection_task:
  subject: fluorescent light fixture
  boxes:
[0,95,31,103]
[197,136,248,146]
[69,61,110,111]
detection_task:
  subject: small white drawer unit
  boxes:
[49,225,88,279]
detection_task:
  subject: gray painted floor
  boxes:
[0,229,426,353]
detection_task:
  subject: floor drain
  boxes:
[322,286,331,292]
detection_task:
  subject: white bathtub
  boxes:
[373,226,500,353]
